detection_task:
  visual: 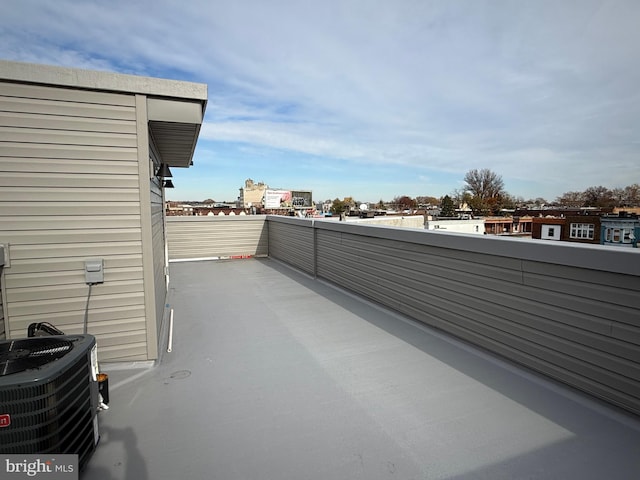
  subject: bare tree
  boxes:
[463,168,506,215]
[464,168,505,200]
[624,184,640,206]
[416,196,439,206]
[611,188,626,206]
[556,185,640,208]
[556,191,584,207]
[583,186,614,208]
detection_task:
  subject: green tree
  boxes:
[330,198,348,214]
[500,193,517,211]
[468,195,487,216]
[440,195,456,217]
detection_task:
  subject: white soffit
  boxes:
[148,98,204,168]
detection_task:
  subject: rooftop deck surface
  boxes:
[83,258,640,480]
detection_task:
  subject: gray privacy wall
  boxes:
[167,216,268,261]
[267,216,640,416]
[267,216,315,272]
[164,215,640,415]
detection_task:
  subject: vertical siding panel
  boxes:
[268,217,314,275]
[135,94,158,361]
[149,135,167,353]
[0,81,146,361]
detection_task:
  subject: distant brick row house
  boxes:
[532,212,639,248]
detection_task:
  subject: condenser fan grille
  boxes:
[0,338,74,376]
[0,335,98,471]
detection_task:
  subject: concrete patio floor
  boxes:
[82,258,640,479]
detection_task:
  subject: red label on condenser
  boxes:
[0,414,10,427]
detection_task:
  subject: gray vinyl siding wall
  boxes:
[167,216,268,260]
[268,217,640,416]
[149,136,167,348]
[0,81,148,361]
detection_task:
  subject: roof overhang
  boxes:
[0,60,208,168]
[147,98,204,168]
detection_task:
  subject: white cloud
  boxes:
[2,0,639,200]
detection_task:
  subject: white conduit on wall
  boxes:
[167,308,174,353]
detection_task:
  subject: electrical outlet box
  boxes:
[84,259,104,284]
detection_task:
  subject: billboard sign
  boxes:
[264,190,292,208]
[291,191,313,208]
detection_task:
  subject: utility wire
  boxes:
[83,283,94,334]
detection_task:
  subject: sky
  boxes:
[2,0,639,203]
